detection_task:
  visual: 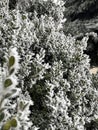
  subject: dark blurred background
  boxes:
[64,0,98,67]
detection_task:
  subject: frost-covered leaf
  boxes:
[9,68,15,75]
[4,93,12,98]
[0,112,4,122]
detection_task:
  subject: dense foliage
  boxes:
[0,0,98,130]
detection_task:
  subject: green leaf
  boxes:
[0,112,4,122]
[9,56,15,68]
[10,118,17,127]
[22,15,26,20]
[0,15,2,19]
[4,79,12,88]
[2,121,11,130]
